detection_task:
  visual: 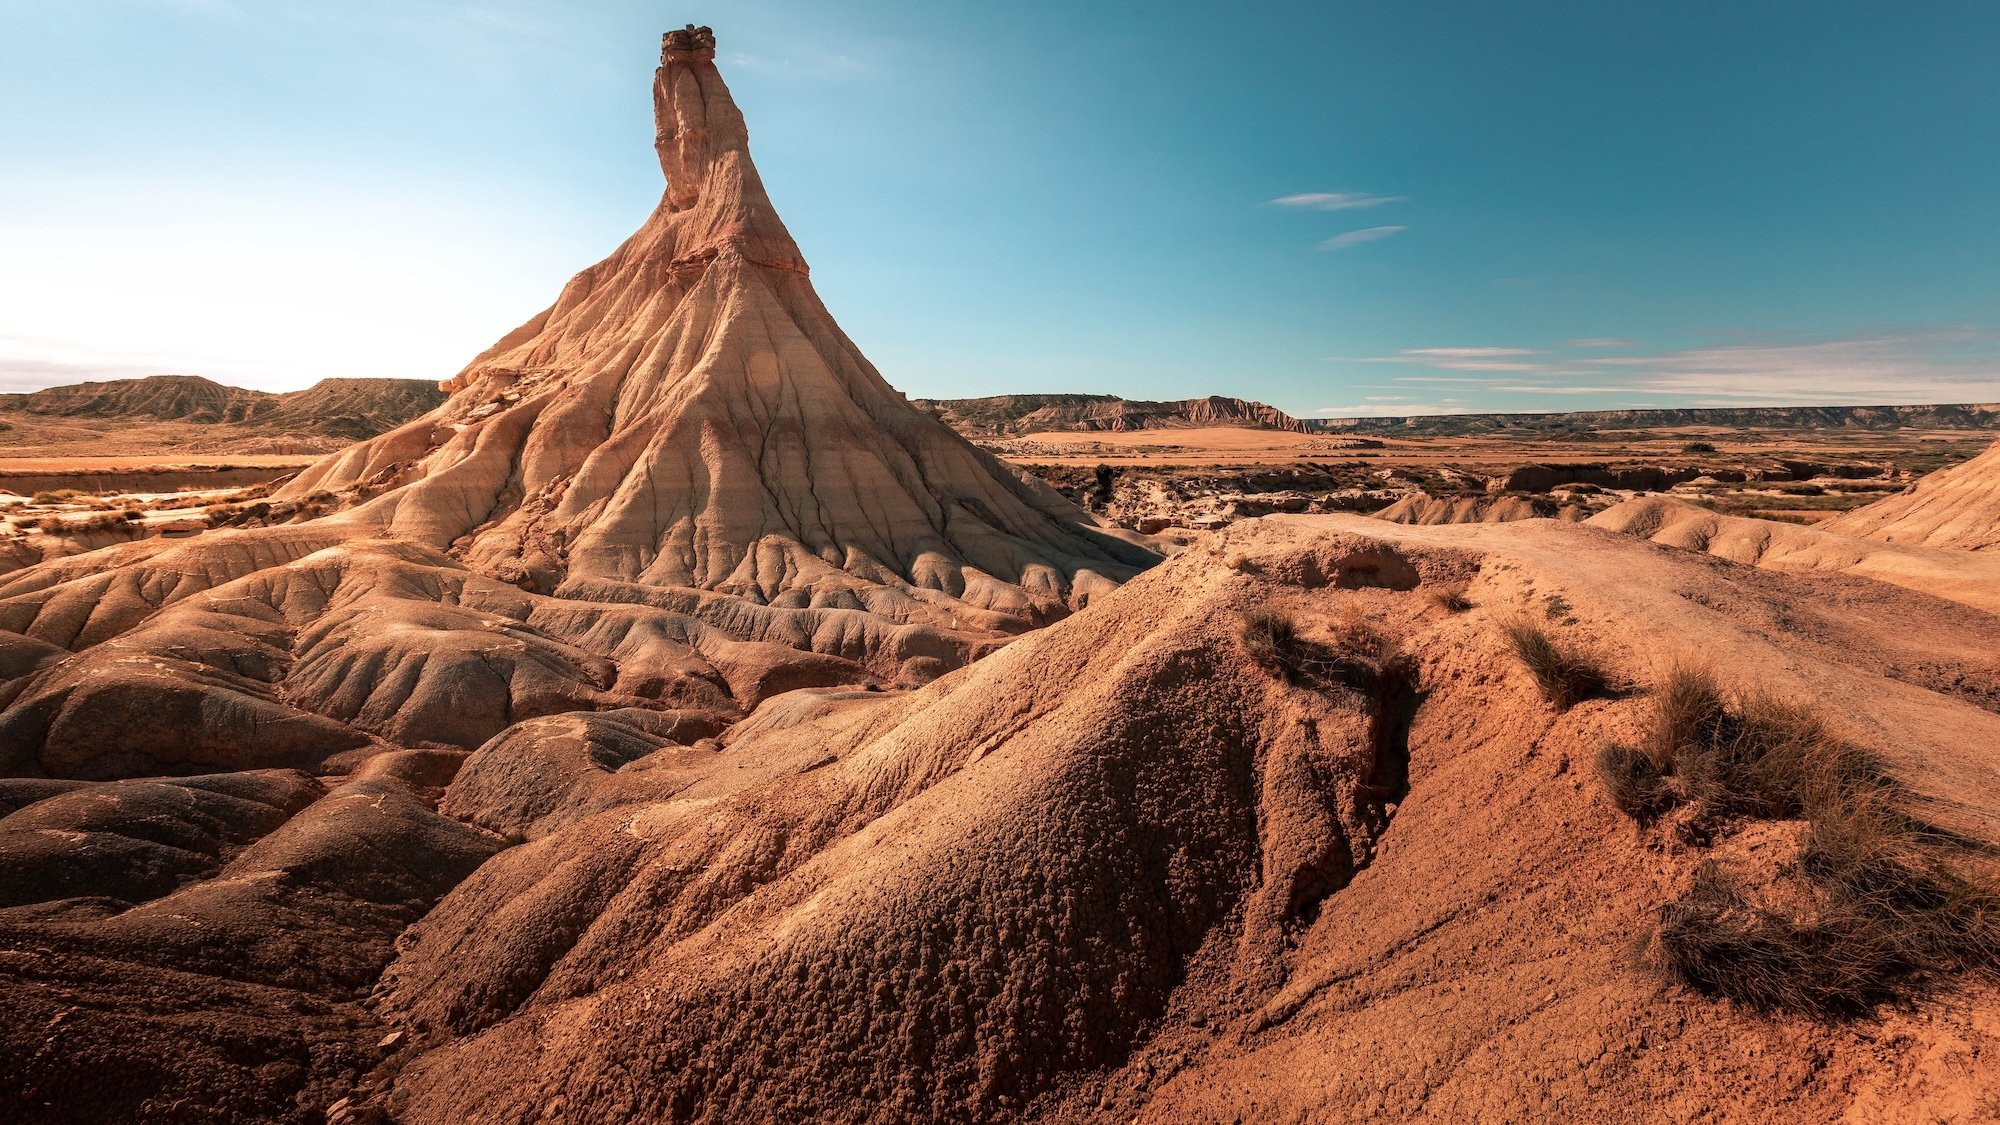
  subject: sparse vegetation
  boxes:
[1682,441,1717,454]
[1599,663,2000,1015]
[1239,606,1417,705]
[27,511,146,537]
[1425,580,1472,613]
[1502,617,1610,710]
[30,489,82,504]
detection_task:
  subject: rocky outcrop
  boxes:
[917,393,1311,435]
[1590,495,2000,614]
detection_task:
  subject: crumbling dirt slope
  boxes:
[1590,495,2000,614]
[1825,434,2000,550]
[350,515,2000,1124]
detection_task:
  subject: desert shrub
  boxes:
[1425,581,1471,613]
[1613,664,1873,823]
[30,489,81,504]
[1239,606,1415,702]
[1604,663,2000,1014]
[79,512,140,534]
[1240,608,1313,683]
[1649,861,1906,1015]
[1503,618,1610,710]
[1682,441,1718,454]
[205,501,273,527]
[34,516,62,533]
[1595,742,1675,818]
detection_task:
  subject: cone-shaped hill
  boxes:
[0,26,1156,778]
[281,24,1150,613]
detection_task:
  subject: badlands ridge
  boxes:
[4,25,2000,1125]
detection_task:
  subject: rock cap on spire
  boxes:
[663,24,716,60]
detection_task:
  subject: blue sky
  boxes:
[2,1,1997,416]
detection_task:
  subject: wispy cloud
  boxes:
[0,332,281,394]
[1338,347,1574,374]
[1319,225,1407,251]
[1322,327,2000,412]
[1269,192,1406,212]
[1569,329,2000,403]
[723,48,876,80]
[1566,337,1636,348]
[1401,347,1541,358]
[1311,396,1467,417]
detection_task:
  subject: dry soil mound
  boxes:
[1824,434,2000,549]
[1589,495,2000,614]
[1375,492,1588,525]
[353,514,2000,1123]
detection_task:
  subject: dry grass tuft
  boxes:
[1239,607,1416,703]
[1425,581,1472,613]
[1503,617,1611,710]
[1603,662,2000,1014]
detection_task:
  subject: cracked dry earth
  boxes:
[7,22,2000,1125]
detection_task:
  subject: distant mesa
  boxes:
[0,374,445,440]
[918,393,1312,435]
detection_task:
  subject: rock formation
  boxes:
[0,24,1155,779]
[1589,494,2000,614]
[274,26,1151,614]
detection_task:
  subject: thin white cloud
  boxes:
[1570,330,2000,403]
[1269,192,1406,211]
[1565,337,1636,348]
[1482,385,1632,394]
[1319,225,1407,251]
[1325,328,2000,411]
[723,48,875,79]
[1310,399,1467,417]
[1339,348,1582,375]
